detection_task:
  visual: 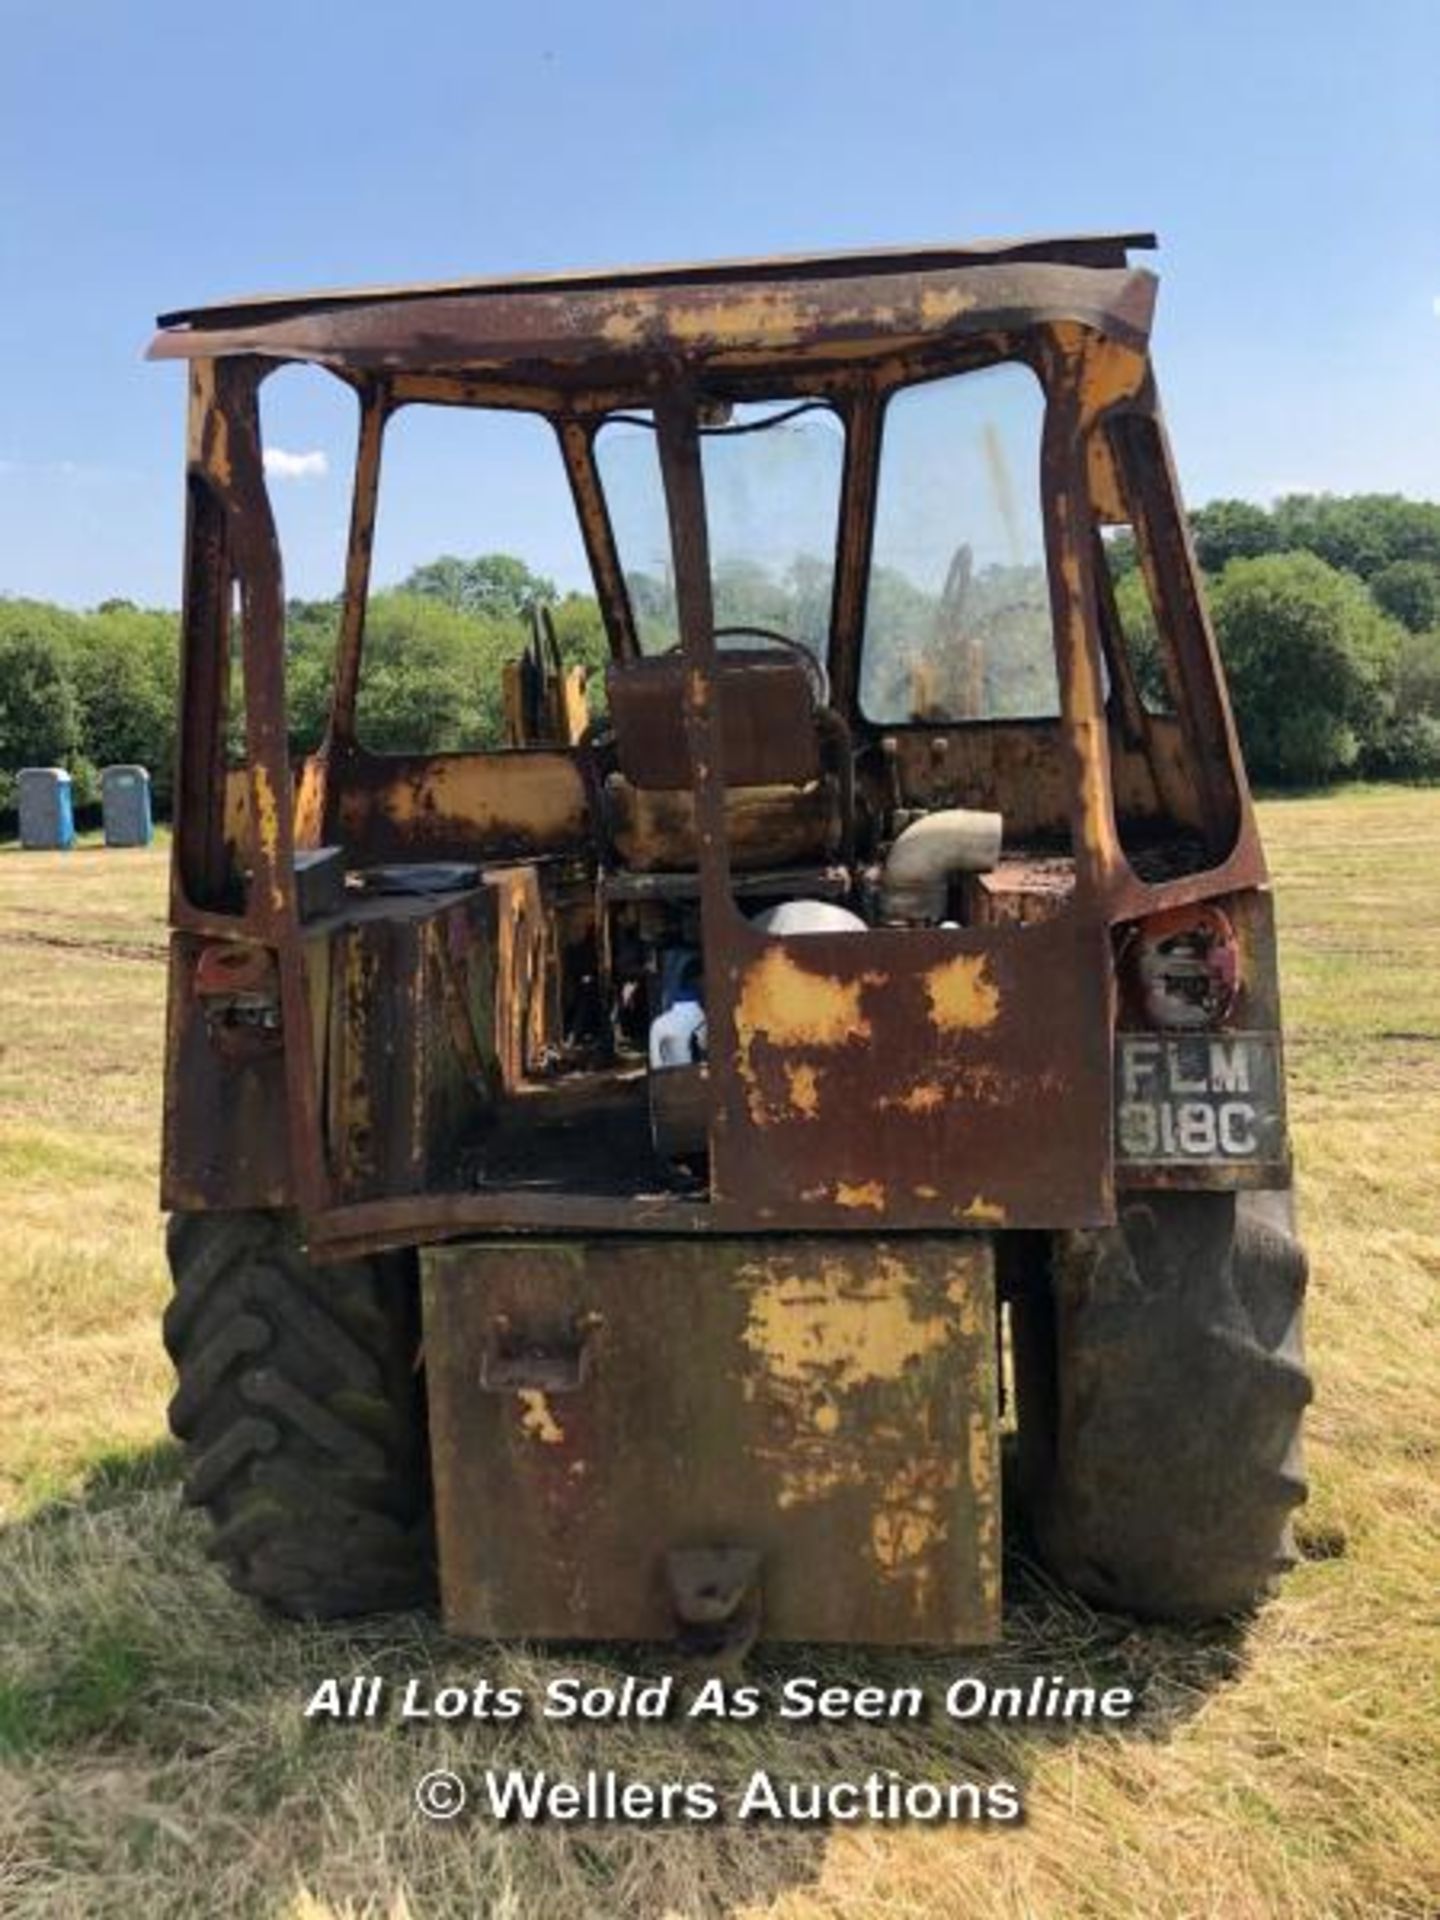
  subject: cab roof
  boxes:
[148,232,1158,377]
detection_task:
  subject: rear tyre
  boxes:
[164,1210,435,1619]
[1012,1190,1311,1621]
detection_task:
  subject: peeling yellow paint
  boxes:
[913,1184,940,1201]
[766,1448,866,1511]
[869,1455,959,1618]
[924,953,1000,1031]
[941,1270,988,1342]
[666,294,806,345]
[517,1389,564,1445]
[785,1062,822,1116]
[834,1180,886,1212]
[249,765,285,912]
[598,307,647,348]
[812,1399,840,1435]
[871,1497,942,1572]
[956,1196,1007,1227]
[736,946,870,1048]
[741,1255,953,1392]
[968,1407,1002,1598]
[887,1080,945,1114]
[918,286,980,328]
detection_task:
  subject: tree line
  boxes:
[3,492,1440,821]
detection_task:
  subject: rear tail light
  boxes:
[1123,904,1238,1030]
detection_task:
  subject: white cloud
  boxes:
[1432,295,1440,319]
[264,446,328,481]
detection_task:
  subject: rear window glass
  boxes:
[861,363,1056,723]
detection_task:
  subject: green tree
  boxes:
[1365,628,1440,778]
[68,604,178,801]
[1111,566,1171,711]
[401,553,557,619]
[1267,493,1440,581]
[1189,499,1276,574]
[0,602,84,806]
[355,591,517,750]
[548,592,611,710]
[1369,559,1440,634]
[283,597,342,755]
[1209,551,1403,784]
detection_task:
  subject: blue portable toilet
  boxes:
[101,764,154,847]
[17,767,75,850]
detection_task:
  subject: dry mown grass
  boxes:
[1,795,1437,1919]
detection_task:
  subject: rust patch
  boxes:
[924,953,1000,1032]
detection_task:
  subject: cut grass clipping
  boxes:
[2,792,1438,1919]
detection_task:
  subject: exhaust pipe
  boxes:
[880,808,1003,924]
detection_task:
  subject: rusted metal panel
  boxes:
[604,775,842,873]
[707,918,1114,1232]
[330,745,592,865]
[322,871,551,1202]
[421,1234,999,1645]
[880,724,1074,839]
[161,934,295,1211]
[608,652,820,789]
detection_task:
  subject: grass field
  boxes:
[1,792,1437,1919]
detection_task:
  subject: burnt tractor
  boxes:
[152,234,1310,1647]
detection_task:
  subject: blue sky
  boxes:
[1,0,1437,607]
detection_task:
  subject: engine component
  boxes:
[750,899,868,936]
[879,809,1003,924]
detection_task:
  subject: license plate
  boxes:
[1115,1031,1285,1166]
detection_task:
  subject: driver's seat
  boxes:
[601,650,852,885]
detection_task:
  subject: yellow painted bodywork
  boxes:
[739,1252,959,1392]
[736,946,872,1049]
[517,1390,565,1445]
[924,952,1000,1032]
